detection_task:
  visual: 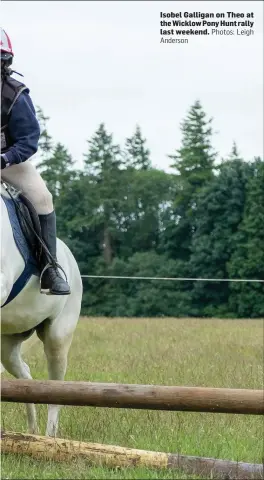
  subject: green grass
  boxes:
[1,317,263,479]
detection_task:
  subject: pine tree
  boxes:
[124,125,151,170]
[83,123,124,265]
[162,100,216,260]
[189,158,253,316]
[229,141,240,159]
[38,142,76,199]
[84,123,122,177]
[228,157,264,317]
[169,100,216,192]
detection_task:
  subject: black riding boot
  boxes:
[38,211,71,295]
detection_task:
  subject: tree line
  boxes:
[35,101,264,318]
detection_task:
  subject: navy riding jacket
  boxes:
[3,91,40,166]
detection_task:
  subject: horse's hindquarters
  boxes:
[1,239,81,335]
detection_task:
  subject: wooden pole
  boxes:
[1,431,263,480]
[1,380,264,414]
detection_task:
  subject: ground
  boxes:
[1,317,263,479]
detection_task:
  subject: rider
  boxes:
[1,27,71,296]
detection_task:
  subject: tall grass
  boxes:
[1,317,263,479]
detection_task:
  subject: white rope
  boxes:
[81,275,264,283]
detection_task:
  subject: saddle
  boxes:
[1,182,43,306]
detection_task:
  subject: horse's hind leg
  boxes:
[37,299,80,437]
[1,334,38,434]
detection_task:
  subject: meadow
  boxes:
[1,317,263,479]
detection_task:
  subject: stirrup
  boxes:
[39,261,68,294]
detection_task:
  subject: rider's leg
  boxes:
[1,161,71,295]
[1,160,53,214]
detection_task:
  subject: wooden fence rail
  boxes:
[1,380,264,415]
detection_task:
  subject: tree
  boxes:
[124,125,151,170]
[168,100,216,191]
[228,141,240,160]
[83,123,124,265]
[116,168,174,258]
[228,157,264,317]
[81,252,192,317]
[37,142,76,199]
[162,100,217,261]
[189,158,253,316]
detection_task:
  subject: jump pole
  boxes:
[1,431,263,480]
[1,380,264,415]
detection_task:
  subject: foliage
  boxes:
[35,102,263,317]
[161,100,216,261]
[227,158,264,317]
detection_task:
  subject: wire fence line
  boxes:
[81,275,264,283]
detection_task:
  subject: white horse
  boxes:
[1,184,83,436]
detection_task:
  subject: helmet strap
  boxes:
[1,64,23,79]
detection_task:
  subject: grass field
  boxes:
[1,317,263,479]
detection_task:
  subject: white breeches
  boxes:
[1,161,53,215]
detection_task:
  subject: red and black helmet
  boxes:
[1,28,14,65]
